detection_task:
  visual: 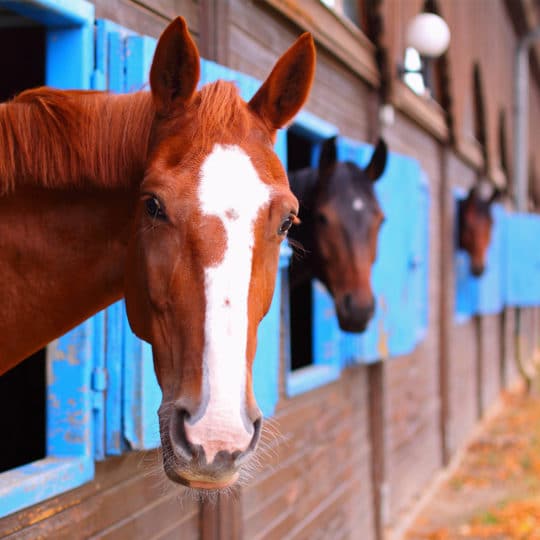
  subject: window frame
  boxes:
[259,0,379,87]
[283,111,344,397]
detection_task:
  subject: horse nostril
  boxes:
[343,293,353,314]
[234,417,262,466]
[170,407,196,460]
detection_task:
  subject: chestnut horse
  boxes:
[0,18,315,489]
[288,136,387,332]
[458,184,502,276]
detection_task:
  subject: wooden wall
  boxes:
[2,1,540,539]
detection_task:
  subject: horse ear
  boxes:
[488,187,505,204]
[150,17,200,116]
[249,33,316,133]
[319,136,337,171]
[364,138,388,182]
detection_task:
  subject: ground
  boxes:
[405,386,540,540]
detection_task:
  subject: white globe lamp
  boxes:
[406,13,450,58]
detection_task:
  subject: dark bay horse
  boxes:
[458,184,503,276]
[0,17,315,490]
[288,136,387,332]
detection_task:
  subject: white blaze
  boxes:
[352,197,364,212]
[185,144,270,463]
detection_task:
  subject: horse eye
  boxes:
[316,213,328,226]
[145,196,167,220]
[278,215,295,236]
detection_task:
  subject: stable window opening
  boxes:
[0,10,47,474]
[287,129,316,372]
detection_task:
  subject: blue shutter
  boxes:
[412,173,430,342]
[92,21,162,453]
[504,213,540,306]
[122,33,162,451]
[252,248,291,417]
[476,204,505,314]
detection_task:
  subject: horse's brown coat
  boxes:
[0,17,315,489]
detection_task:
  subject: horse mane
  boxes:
[0,87,154,195]
[194,81,251,143]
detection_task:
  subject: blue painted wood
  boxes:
[118,32,162,451]
[312,279,342,369]
[93,19,131,456]
[504,212,540,306]
[252,247,291,417]
[47,322,94,459]
[91,311,106,460]
[0,457,93,518]
[0,0,94,27]
[125,35,156,93]
[476,203,505,314]
[122,314,162,450]
[105,301,126,455]
[294,109,339,140]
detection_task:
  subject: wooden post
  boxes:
[200,492,242,540]
[438,145,451,464]
[475,315,484,418]
[199,0,230,64]
[368,361,386,540]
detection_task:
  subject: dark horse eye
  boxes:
[278,215,295,236]
[145,196,167,221]
[316,213,328,226]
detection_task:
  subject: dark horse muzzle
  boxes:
[336,293,375,332]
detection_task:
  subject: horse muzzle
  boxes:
[336,293,375,333]
[160,405,262,490]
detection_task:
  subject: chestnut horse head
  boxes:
[458,184,502,276]
[289,136,387,332]
[124,19,315,489]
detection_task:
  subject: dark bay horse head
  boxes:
[289,136,387,332]
[458,184,503,276]
[124,18,315,489]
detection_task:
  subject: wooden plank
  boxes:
[199,0,229,63]
[92,493,199,540]
[93,0,200,40]
[257,0,379,86]
[368,362,386,539]
[1,452,198,540]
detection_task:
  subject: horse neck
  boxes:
[0,91,155,372]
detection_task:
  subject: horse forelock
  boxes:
[0,87,154,196]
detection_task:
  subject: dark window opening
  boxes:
[0,9,47,474]
[287,128,317,371]
[0,349,47,473]
[0,12,45,102]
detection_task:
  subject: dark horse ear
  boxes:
[364,138,388,182]
[249,33,316,134]
[150,17,200,116]
[488,186,505,204]
[319,136,337,171]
